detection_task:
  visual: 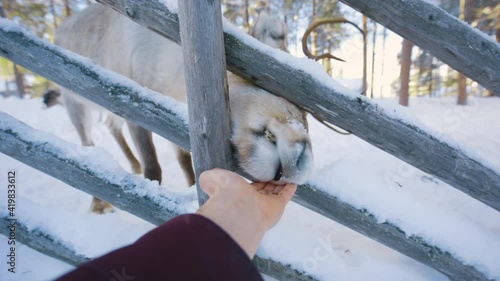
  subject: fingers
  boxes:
[262,182,277,194]
[199,168,246,196]
[253,182,278,195]
[251,182,267,191]
[277,183,297,203]
[252,182,295,198]
[199,172,217,196]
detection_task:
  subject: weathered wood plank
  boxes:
[178,0,233,205]
[0,212,318,281]
[338,0,500,96]
[293,185,492,281]
[96,0,500,212]
[0,214,90,266]
[0,112,315,281]
[0,111,491,281]
[0,112,181,226]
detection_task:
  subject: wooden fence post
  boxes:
[178,0,234,205]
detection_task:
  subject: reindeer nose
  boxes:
[295,141,308,168]
[273,162,283,181]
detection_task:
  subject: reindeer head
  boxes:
[251,12,287,51]
[229,79,313,184]
[228,12,312,184]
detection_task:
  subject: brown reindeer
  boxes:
[56,5,313,213]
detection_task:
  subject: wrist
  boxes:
[197,203,265,258]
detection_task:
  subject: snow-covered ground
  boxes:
[0,95,499,281]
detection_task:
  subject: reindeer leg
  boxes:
[63,94,113,214]
[175,146,195,186]
[127,122,162,183]
[105,116,142,174]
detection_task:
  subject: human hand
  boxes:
[196,169,297,258]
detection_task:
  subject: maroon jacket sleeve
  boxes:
[56,214,263,281]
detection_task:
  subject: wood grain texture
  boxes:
[0,112,180,226]
[178,0,233,205]
[293,185,492,281]
[0,214,91,266]
[339,0,500,96]
[0,112,313,281]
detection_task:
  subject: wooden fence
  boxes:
[0,0,499,280]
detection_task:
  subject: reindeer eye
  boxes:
[253,128,276,144]
[264,129,276,144]
[271,35,285,40]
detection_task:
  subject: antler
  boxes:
[302,18,365,135]
[302,18,365,62]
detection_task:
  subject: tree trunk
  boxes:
[417,62,423,96]
[13,64,25,97]
[457,72,467,104]
[244,0,249,32]
[399,39,413,107]
[64,0,71,17]
[379,27,387,96]
[428,58,434,97]
[488,8,500,96]
[310,0,317,56]
[4,80,10,96]
[497,25,500,44]
[0,2,5,18]
[324,40,332,75]
[50,0,58,30]
[457,0,474,104]
[370,20,377,98]
[362,15,368,95]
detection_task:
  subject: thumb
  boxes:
[199,169,235,196]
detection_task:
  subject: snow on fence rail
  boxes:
[339,0,500,96]
[0,21,487,280]
[0,112,316,281]
[0,111,491,281]
[0,213,90,267]
[96,0,500,213]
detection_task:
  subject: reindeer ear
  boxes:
[251,12,287,51]
[268,18,287,39]
[251,12,270,39]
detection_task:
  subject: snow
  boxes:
[1,95,499,281]
[158,0,178,13]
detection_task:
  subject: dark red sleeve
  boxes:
[56,214,263,281]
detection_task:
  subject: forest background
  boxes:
[0,0,498,107]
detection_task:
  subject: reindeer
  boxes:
[56,4,313,214]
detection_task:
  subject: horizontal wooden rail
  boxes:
[0,112,490,280]
[0,210,315,281]
[0,112,316,281]
[338,0,500,96]
[0,12,494,281]
[0,213,90,266]
[95,1,500,211]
